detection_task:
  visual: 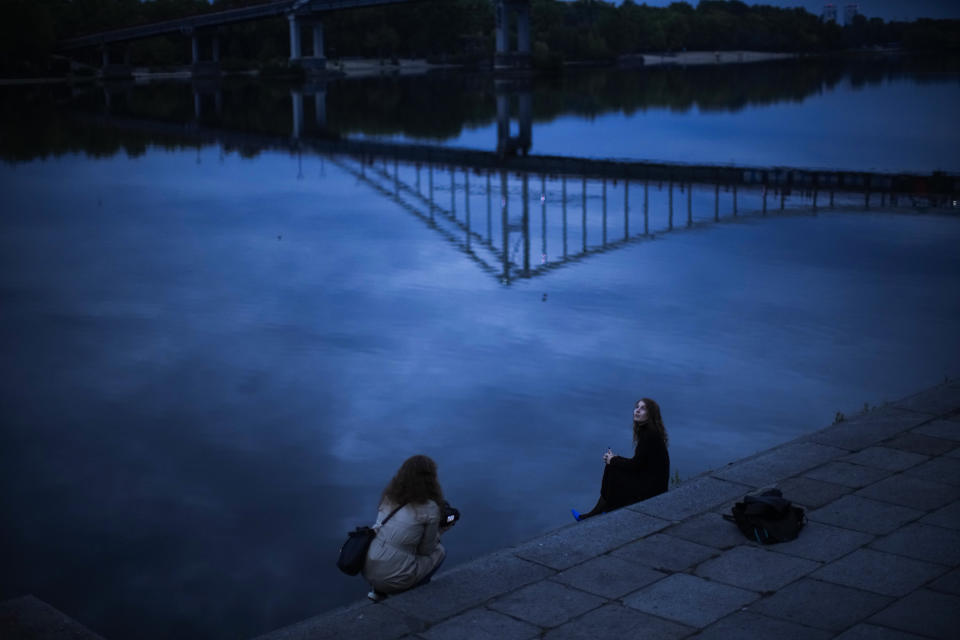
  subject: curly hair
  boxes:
[633,397,668,448]
[381,454,445,507]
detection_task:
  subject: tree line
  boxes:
[4,53,954,162]
[2,0,958,75]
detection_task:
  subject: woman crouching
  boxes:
[363,454,452,601]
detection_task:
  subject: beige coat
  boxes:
[362,500,445,594]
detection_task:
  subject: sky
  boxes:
[606,1,960,21]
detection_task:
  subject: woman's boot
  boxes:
[576,496,608,520]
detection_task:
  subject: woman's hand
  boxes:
[602,449,614,465]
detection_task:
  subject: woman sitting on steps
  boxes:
[573,397,670,520]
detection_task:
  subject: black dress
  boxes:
[601,427,670,509]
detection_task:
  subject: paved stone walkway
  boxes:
[258,381,960,640]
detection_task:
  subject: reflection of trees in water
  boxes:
[282,55,960,136]
[329,72,495,140]
[331,55,960,137]
[1,55,957,162]
[539,54,960,117]
[0,87,154,161]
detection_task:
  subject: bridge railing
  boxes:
[59,1,294,50]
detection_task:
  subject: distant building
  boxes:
[844,3,859,25]
[821,4,837,23]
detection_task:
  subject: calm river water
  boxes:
[1,56,959,639]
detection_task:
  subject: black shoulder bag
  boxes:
[723,488,806,544]
[336,503,406,576]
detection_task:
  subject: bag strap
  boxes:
[376,503,407,529]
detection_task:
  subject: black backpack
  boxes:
[723,488,806,544]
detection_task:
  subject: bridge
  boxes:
[57,0,533,77]
[74,81,958,285]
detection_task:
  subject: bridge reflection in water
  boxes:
[84,81,959,285]
[331,153,952,285]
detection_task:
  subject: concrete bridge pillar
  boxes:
[495,0,532,70]
[314,89,327,129]
[522,173,530,275]
[291,90,304,139]
[303,78,328,128]
[191,79,221,121]
[496,93,510,153]
[516,3,531,57]
[517,91,532,152]
[288,15,302,60]
[100,44,133,80]
[190,30,221,77]
[495,79,533,156]
[495,2,508,55]
[312,22,324,59]
[303,20,327,71]
[288,14,326,73]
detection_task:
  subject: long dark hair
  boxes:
[633,397,668,448]
[381,454,445,507]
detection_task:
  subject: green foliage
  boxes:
[0,0,57,76]
[532,40,563,73]
[1,0,959,75]
[669,469,682,488]
[901,19,960,52]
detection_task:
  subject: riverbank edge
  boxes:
[257,379,960,640]
[0,49,875,85]
[633,49,797,66]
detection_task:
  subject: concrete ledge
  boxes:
[628,476,751,521]
[805,406,931,451]
[891,381,960,417]
[512,509,670,570]
[710,442,847,487]
[381,552,554,624]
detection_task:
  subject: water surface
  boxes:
[1,57,959,639]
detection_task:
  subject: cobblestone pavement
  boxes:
[256,381,960,640]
